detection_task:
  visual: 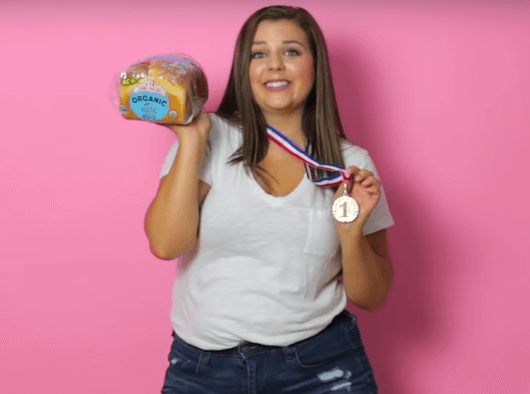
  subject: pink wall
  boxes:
[1,1,529,393]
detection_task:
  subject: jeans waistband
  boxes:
[172,309,356,358]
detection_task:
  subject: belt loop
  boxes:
[282,346,295,363]
[196,351,210,373]
[237,342,249,369]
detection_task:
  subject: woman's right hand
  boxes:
[166,108,211,145]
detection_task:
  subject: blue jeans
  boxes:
[161,310,378,393]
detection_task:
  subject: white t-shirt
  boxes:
[159,113,394,350]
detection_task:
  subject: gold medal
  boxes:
[332,183,359,223]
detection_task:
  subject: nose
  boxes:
[267,52,285,70]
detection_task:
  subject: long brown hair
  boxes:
[216,5,349,191]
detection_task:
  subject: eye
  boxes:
[251,51,266,59]
[284,48,300,56]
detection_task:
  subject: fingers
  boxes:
[344,166,381,191]
[167,107,211,140]
[345,166,360,179]
[194,107,208,122]
[359,174,378,188]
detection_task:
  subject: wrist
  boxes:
[175,137,207,170]
[178,130,208,146]
[337,223,364,245]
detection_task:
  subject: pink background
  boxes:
[1,0,529,393]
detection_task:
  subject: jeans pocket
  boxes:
[343,321,365,352]
[294,343,335,368]
[162,349,196,394]
[166,337,198,374]
[294,322,352,369]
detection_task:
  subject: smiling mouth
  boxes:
[265,80,290,88]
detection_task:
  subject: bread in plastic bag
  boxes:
[117,53,208,124]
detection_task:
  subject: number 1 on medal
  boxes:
[332,183,360,223]
[340,201,348,218]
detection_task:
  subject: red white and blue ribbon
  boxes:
[266,125,351,187]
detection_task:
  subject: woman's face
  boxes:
[249,19,315,121]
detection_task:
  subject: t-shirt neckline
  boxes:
[248,170,309,208]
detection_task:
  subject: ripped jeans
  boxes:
[161,310,378,394]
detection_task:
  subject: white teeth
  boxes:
[266,81,289,88]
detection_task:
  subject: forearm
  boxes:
[144,137,206,259]
[340,231,393,312]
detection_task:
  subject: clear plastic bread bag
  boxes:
[114,53,208,124]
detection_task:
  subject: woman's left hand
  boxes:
[333,166,381,239]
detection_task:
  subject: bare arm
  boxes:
[341,229,393,312]
[144,110,211,260]
[334,166,393,312]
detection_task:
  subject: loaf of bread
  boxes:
[118,53,208,124]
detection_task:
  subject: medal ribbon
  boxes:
[266,125,351,187]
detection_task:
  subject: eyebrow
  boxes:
[252,40,305,46]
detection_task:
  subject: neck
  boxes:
[264,111,306,147]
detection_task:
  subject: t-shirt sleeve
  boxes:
[342,144,395,235]
[158,114,217,185]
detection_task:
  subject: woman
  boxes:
[145,5,394,394]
